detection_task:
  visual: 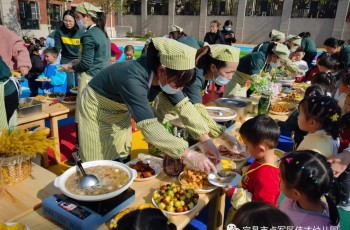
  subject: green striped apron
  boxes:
[0,83,8,130]
[223,71,250,98]
[75,72,93,123]
[77,86,132,162]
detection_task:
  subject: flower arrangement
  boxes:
[0,128,56,157]
[250,74,273,96]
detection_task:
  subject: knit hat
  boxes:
[272,43,290,61]
[271,29,285,40]
[209,44,240,62]
[76,2,103,17]
[289,36,302,46]
[152,37,196,70]
[169,24,183,33]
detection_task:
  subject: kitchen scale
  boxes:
[43,188,135,230]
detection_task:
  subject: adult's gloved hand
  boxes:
[182,149,217,174]
[220,132,246,153]
[201,139,221,165]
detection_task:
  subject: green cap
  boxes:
[209,44,240,62]
[170,24,183,33]
[272,43,290,61]
[271,29,285,40]
[76,2,103,17]
[152,37,196,70]
[289,36,302,46]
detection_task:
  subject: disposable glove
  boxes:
[220,132,246,154]
[201,139,221,165]
[182,149,217,174]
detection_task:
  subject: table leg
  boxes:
[207,189,225,230]
[49,114,68,164]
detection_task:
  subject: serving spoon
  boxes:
[72,152,99,189]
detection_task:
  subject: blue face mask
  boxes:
[77,20,86,29]
[214,76,230,86]
[158,80,181,94]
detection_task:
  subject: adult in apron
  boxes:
[77,37,217,174]
[223,43,299,98]
[0,56,20,126]
[324,37,350,69]
[252,29,285,54]
[289,33,317,68]
[153,43,240,142]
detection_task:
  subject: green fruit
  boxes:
[188,202,194,210]
[185,192,192,199]
[193,198,198,204]
[169,200,174,207]
[167,190,174,197]
[152,193,159,199]
[167,206,175,212]
[180,195,186,201]
[158,202,166,210]
[172,187,178,193]
[174,200,182,208]
[176,207,184,212]
[171,182,177,188]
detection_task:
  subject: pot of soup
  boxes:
[54,160,137,201]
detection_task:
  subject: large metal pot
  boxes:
[54,160,137,201]
[214,97,252,121]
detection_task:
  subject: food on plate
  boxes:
[18,102,31,108]
[37,77,49,81]
[180,169,211,190]
[46,92,65,98]
[63,96,77,102]
[128,160,155,178]
[33,95,46,102]
[218,145,249,160]
[64,165,128,196]
[291,82,310,90]
[220,159,234,171]
[275,101,295,110]
[152,183,199,213]
[216,171,236,183]
[286,91,303,100]
[270,104,289,113]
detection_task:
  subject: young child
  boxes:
[279,150,340,228]
[306,52,340,82]
[231,202,293,229]
[292,49,309,82]
[310,72,334,95]
[37,47,67,94]
[335,71,350,113]
[123,45,135,61]
[225,115,280,225]
[110,43,122,64]
[297,96,341,157]
[26,44,45,97]
[277,84,328,149]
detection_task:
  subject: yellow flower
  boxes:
[330,113,339,122]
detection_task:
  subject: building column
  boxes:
[117,0,123,26]
[141,0,148,35]
[168,0,175,31]
[198,0,208,40]
[331,0,349,39]
[279,0,293,35]
[235,0,247,43]
[0,0,21,34]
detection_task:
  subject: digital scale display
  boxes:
[43,189,135,230]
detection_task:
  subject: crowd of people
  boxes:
[1,2,350,229]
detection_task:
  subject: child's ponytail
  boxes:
[324,179,341,226]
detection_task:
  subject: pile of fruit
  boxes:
[152,183,199,213]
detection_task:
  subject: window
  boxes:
[124,0,141,15]
[48,4,62,30]
[148,0,168,15]
[245,0,284,16]
[19,1,40,29]
[207,0,239,16]
[291,0,339,18]
[175,0,201,15]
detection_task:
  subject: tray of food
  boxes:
[32,95,47,102]
[46,92,66,100]
[152,183,199,215]
[61,96,77,104]
[269,104,289,115]
[178,169,216,193]
[126,160,160,181]
[17,98,43,117]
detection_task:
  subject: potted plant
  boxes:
[0,128,56,184]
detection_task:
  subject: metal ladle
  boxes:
[72,152,99,189]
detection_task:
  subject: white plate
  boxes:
[46,97,62,101]
[4,223,30,230]
[35,78,51,82]
[61,100,76,104]
[205,106,237,122]
[275,78,295,84]
[70,89,78,94]
[151,190,198,216]
[126,160,160,181]
[269,110,289,115]
[178,172,216,194]
[208,172,242,187]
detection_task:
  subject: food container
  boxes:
[214,97,252,122]
[17,98,43,118]
[54,160,137,201]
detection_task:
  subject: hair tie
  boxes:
[285,158,292,164]
[330,113,339,122]
[308,91,316,97]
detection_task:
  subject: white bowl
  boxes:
[126,160,161,181]
[54,160,137,201]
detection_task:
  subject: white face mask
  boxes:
[225,27,232,31]
[289,48,296,53]
[213,69,230,86]
[77,20,86,29]
[158,80,181,94]
[270,61,281,68]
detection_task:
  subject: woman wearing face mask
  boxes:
[252,29,285,54]
[59,2,110,96]
[221,20,236,46]
[324,37,350,69]
[54,10,84,93]
[153,44,240,158]
[224,43,298,98]
[76,37,217,174]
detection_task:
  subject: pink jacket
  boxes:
[0,26,31,71]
